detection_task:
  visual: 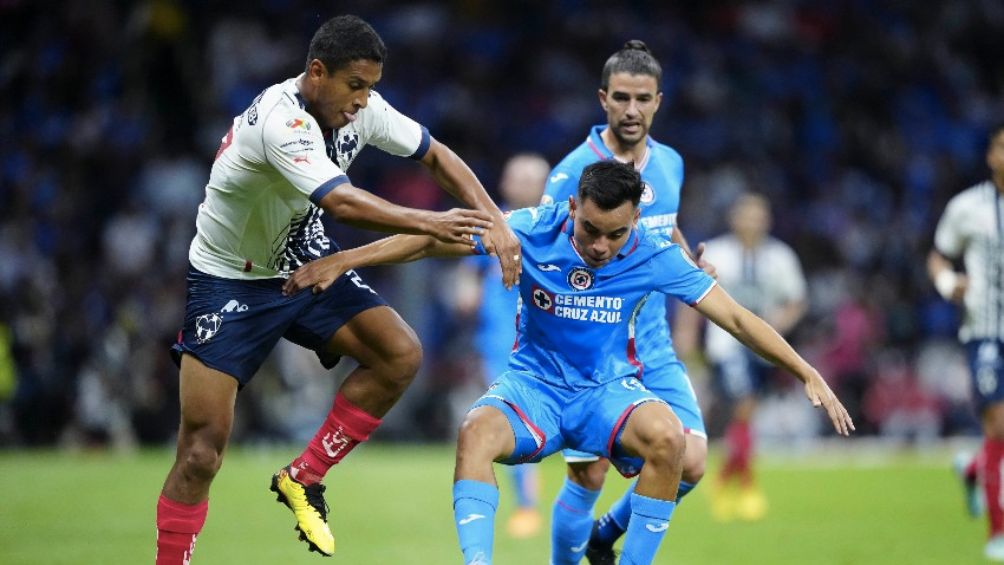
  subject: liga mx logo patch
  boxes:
[567,267,595,291]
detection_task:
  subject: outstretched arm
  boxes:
[317,183,493,246]
[420,139,522,288]
[282,234,473,296]
[693,285,854,436]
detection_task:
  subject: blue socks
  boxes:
[453,480,499,565]
[550,477,601,565]
[619,493,676,565]
[593,479,696,548]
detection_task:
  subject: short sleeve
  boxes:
[654,245,717,305]
[934,195,966,259]
[261,110,348,204]
[469,206,538,255]
[357,91,430,160]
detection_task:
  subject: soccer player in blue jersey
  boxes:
[284,160,855,565]
[540,40,714,564]
[155,15,520,564]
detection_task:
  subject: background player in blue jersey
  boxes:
[454,153,551,538]
[283,161,855,565]
[540,40,716,564]
[155,16,521,564]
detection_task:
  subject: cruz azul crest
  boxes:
[567,267,595,291]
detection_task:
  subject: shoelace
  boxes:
[303,483,330,520]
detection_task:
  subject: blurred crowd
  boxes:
[1,0,1001,448]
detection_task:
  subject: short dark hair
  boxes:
[307,15,387,73]
[600,40,662,90]
[578,161,644,209]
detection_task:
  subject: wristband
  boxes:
[934,269,958,300]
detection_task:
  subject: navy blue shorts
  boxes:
[171,264,386,387]
[968,339,1004,413]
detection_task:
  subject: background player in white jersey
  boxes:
[154,15,521,564]
[281,160,854,565]
[453,153,551,538]
[540,41,716,565]
[928,124,1004,561]
[674,193,807,522]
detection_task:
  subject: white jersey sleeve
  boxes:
[934,192,968,259]
[260,106,348,204]
[352,91,430,159]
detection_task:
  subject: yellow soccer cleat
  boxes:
[735,485,768,522]
[271,466,335,556]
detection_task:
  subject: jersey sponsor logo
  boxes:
[532,285,555,312]
[536,263,561,272]
[280,138,315,149]
[552,294,624,323]
[292,156,311,164]
[640,182,655,204]
[458,514,487,526]
[567,267,595,291]
[639,213,676,229]
[285,118,311,131]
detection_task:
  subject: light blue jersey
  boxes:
[474,202,714,391]
[543,125,685,376]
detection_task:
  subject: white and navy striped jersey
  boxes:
[701,234,807,362]
[934,181,1004,342]
[189,75,430,279]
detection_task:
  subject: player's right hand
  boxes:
[804,372,855,436]
[424,208,494,246]
[282,254,350,296]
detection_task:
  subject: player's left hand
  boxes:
[804,372,855,436]
[282,254,350,296]
[481,220,522,289]
[694,242,718,279]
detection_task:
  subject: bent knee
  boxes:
[568,460,609,490]
[180,439,225,482]
[381,329,423,383]
[457,408,513,459]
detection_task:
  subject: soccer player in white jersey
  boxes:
[675,193,807,522]
[154,15,521,563]
[928,124,1004,561]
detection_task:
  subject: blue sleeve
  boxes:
[469,207,535,255]
[655,244,716,305]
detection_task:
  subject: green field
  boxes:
[0,444,987,564]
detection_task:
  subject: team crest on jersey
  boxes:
[285,118,311,131]
[567,267,595,291]
[640,182,655,204]
[195,313,223,344]
[531,286,555,312]
[335,131,360,164]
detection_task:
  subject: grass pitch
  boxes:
[0,443,985,564]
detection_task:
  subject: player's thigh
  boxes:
[324,305,421,370]
[178,354,238,443]
[470,373,566,465]
[457,405,518,461]
[618,401,683,458]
